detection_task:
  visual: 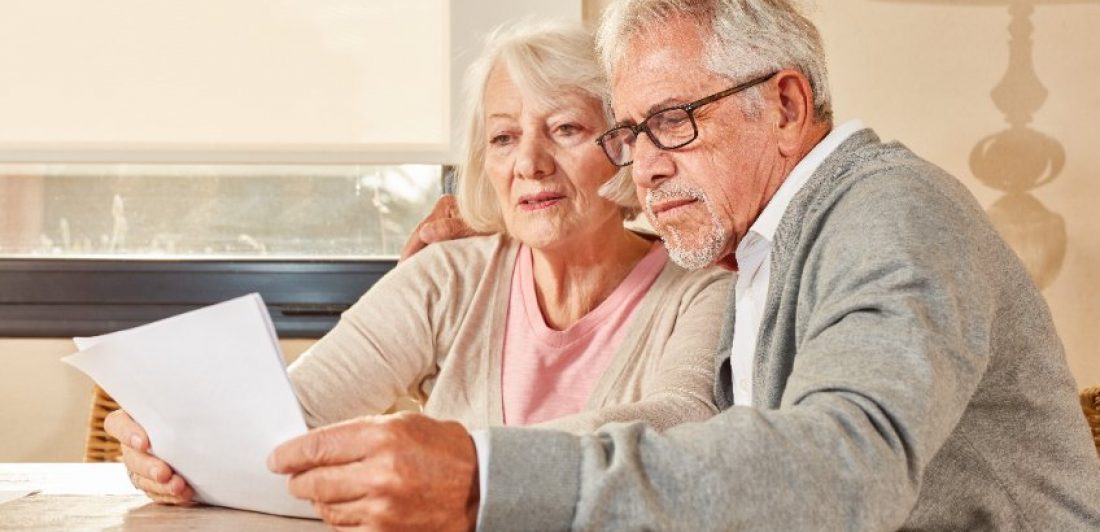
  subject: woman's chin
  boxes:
[512,224,573,251]
[508,211,620,252]
[516,233,567,251]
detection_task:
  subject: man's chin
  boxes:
[661,230,728,270]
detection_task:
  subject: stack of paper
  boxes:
[63,293,317,519]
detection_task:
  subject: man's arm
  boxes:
[399,195,484,262]
[479,172,996,530]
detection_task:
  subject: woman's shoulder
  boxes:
[656,254,733,292]
[392,233,517,286]
[619,231,731,297]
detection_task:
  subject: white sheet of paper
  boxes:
[63,293,317,519]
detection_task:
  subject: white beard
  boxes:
[645,183,729,270]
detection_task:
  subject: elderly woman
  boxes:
[106,21,729,505]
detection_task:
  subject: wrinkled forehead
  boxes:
[609,28,720,119]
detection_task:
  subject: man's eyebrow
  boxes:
[644,97,684,117]
[613,97,689,126]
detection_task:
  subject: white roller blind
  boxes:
[0,0,580,164]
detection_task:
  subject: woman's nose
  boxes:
[514,134,555,180]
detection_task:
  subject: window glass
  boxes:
[0,164,441,259]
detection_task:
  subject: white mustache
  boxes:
[645,183,709,212]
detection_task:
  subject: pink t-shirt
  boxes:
[500,241,668,426]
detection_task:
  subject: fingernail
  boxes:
[266,453,278,472]
[130,435,142,448]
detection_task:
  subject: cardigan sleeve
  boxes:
[536,267,729,434]
[286,241,473,428]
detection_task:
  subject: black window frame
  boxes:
[0,258,395,338]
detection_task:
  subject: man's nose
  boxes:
[630,133,674,189]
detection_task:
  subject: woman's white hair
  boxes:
[596,0,833,122]
[455,19,641,234]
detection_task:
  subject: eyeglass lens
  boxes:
[600,107,697,167]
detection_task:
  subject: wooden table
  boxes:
[0,463,327,530]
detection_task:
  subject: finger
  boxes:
[268,418,382,474]
[431,194,459,216]
[121,445,174,484]
[287,461,376,503]
[104,410,149,451]
[398,233,429,263]
[399,195,460,262]
[147,485,198,507]
[419,218,479,244]
[132,470,193,500]
[317,497,398,528]
[148,495,196,506]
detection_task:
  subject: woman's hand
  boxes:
[103,409,196,505]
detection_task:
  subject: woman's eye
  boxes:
[489,133,513,146]
[555,123,582,136]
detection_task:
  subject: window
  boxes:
[0,164,443,259]
[0,0,581,337]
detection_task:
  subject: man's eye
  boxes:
[654,112,689,129]
[489,134,513,146]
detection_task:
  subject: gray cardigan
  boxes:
[478,129,1100,531]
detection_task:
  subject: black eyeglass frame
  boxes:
[596,71,779,167]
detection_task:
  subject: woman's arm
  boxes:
[288,246,460,428]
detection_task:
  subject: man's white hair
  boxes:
[596,0,832,122]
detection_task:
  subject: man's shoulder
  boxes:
[808,139,985,239]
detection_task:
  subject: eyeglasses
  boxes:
[595,72,778,167]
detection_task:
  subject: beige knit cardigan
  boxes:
[288,234,730,434]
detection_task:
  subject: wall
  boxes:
[584,0,1100,387]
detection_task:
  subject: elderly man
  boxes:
[268,1,1100,529]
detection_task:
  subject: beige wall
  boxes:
[584,0,1100,387]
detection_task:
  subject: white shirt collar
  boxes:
[743,119,865,245]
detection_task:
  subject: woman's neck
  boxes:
[529,222,652,331]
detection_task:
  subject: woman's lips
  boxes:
[517,192,566,211]
[650,198,698,219]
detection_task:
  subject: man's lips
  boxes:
[650,198,698,218]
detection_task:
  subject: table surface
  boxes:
[0,463,327,531]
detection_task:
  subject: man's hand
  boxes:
[103,410,196,505]
[399,195,484,262]
[268,413,479,531]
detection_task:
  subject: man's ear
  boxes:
[771,69,815,158]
